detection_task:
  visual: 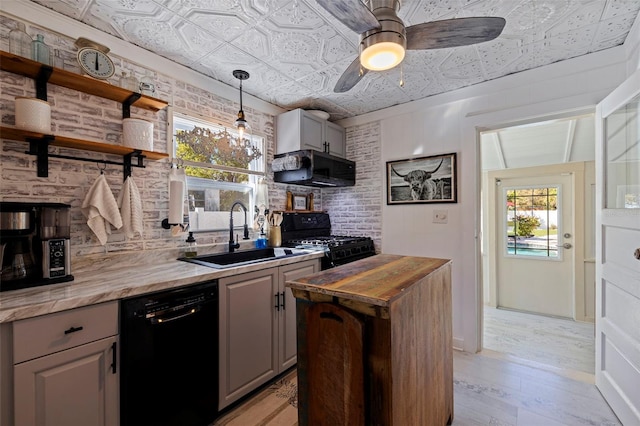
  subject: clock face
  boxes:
[77,47,115,80]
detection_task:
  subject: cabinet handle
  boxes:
[275,293,280,311]
[320,311,343,323]
[111,341,117,374]
[64,326,84,335]
[280,291,285,310]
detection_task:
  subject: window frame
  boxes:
[502,184,562,261]
[168,106,266,233]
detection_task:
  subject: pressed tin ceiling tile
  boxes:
[25,0,640,119]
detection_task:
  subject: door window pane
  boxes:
[604,94,640,208]
[505,187,559,258]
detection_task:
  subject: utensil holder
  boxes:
[269,226,282,247]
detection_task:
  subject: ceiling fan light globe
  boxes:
[360,41,405,71]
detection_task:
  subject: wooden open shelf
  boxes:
[0,126,168,161]
[1,50,170,179]
[0,51,168,112]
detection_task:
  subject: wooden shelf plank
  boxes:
[0,51,168,112]
[0,126,168,161]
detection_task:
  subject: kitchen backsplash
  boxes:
[0,15,322,261]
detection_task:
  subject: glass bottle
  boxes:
[184,232,197,258]
[9,22,32,59]
[52,49,65,69]
[139,70,156,96]
[31,34,51,65]
[119,71,139,92]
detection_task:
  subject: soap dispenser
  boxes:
[184,232,197,258]
[255,231,267,249]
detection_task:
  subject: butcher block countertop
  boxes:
[286,254,451,319]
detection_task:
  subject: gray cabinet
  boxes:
[326,120,346,157]
[11,302,119,426]
[278,260,319,371]
[218,259,320,409]
[277,109,346,158]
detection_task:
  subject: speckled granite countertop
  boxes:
[0,248,324,323]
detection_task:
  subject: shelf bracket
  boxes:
[123,150,144,181]
[122,93,141,119]
[35,65,53,101]
[27,135,54,177]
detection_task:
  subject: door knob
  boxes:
[634,248,640,260]
[562,243,572,249]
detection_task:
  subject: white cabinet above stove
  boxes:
[276,109,345,158]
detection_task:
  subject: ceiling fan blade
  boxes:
[316,0,381,34]
[334,56,369,93]
[406,17,506,50]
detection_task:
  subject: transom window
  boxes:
[505,186,559,258]
[171,109,265,232]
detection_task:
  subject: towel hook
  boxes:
[97,161,107,174]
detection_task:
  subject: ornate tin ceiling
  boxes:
[27,0,640,120]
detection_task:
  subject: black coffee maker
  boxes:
[1,202,74,292]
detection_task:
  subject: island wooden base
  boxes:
[291,255,453,426]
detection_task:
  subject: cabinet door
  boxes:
[301,112,325,152]
[219,268,279,409]
[326,121,346,158]
[14,336,118,426]
[278,260,320,372]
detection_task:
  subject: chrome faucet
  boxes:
[229,201,250,252]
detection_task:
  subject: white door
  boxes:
[496,174,575,318]
[595,69,640,425]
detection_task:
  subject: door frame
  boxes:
[483,162,587,320]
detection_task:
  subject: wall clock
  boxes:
[75,37,115,80]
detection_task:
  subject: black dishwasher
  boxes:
[120,280,219,426]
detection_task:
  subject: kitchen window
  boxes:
[170,108,265,232]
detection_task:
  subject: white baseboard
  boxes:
[453,337,464,352]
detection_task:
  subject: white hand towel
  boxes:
[118,176,143,239]
[81,174,123,245]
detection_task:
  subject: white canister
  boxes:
[15,97,51,134]
[122,118,154,151]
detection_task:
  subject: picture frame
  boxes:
[386,152,457,204]
[293,195,307,210]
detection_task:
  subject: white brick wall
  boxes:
[324,121,382,252]
[0,16,320,262]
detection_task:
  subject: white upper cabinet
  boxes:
[276,109,346,158]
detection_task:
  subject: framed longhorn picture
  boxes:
[386,153,457,204]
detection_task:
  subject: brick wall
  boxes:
[0,15,318,261]
[324,121,382,252]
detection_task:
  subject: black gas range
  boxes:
[279,212,376,270]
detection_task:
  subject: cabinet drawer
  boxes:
[13,301,118,364]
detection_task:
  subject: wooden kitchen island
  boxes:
[286,254,453,426]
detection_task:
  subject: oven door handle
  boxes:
[150,306,200,324]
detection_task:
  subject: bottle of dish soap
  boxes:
[255,231,267,249]
[184,232,197,258]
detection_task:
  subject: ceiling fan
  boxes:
[316,0,506,92]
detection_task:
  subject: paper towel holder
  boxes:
[161,218,189,230]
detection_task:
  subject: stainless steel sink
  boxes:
[178,247,311,269]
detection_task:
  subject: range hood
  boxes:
[272,150,355,188]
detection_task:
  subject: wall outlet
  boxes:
[433,209,448,224]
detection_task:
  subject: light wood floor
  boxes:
[214,349,619,426]
[483,306,595,377]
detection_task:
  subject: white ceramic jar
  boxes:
[122,118,154,151]
[14,97,51,133]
